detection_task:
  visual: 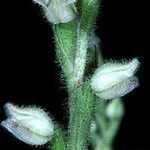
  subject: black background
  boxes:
[0,0,147,149]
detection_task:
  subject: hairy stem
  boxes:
[68,82,95,150]
[51,127,66,150]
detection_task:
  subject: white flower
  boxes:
[1,103,54,145]
[91,58,140,99]
[33,0,76,24]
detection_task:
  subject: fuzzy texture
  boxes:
[33,0,76,24]
[91,58,140,99]
[1,103,54,145]
[53,21,77,89]
[68,82,95,150]
[73,28,88,85]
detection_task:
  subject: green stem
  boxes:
[92,99,124,149]
[68,82,95,150]
[96,101,107,138]
[51,127,66,150]
[79,0,100,33]
[105,118,122,146]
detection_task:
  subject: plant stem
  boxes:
[68,82,95,150]
[51,127,66,150]
[91,99,124,150]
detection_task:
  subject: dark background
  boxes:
[0,0,147,149]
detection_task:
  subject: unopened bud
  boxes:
[91,58,140,99]
[1,103,54,145]
[106,100,124,119]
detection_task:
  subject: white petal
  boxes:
[1,119,49,145]
[91,58,140,99]
[95,76,139,99]
[33,0,48,9]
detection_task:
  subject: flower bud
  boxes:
[33,0,76,24]
[106,100,124,119]
[1,103,54,145]
[91,58,140,99]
